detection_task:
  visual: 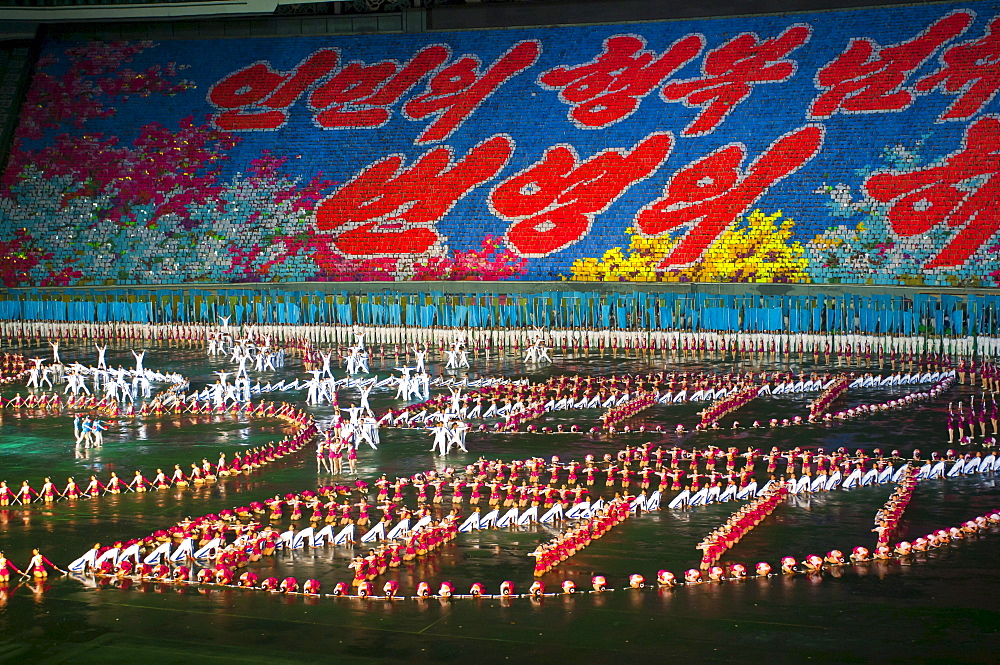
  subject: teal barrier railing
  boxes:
[0,287,996,336]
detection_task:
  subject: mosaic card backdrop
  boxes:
[3,2,1000,287]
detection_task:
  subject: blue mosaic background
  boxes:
[2,2,1000,286]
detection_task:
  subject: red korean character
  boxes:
[917,16,1000,122]
[309,45,450,129]
[660,25,811,137]
[314,135,513,256]
[808,11,972,119]
[491,132,674,257]
[538,34,703,129]
[404,40,541,144]
[635,124,825,267]
[864,116,1000,270]
[208,49,340,131]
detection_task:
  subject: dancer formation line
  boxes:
[0,319,997,607]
